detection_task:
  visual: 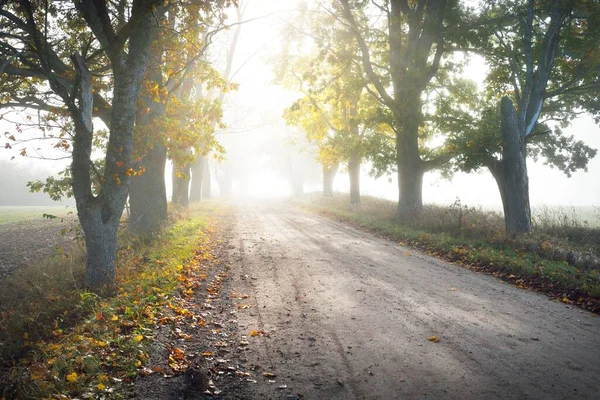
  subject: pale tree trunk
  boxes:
[202,157,211,199]
[172,164,191,208]
[396,98,424,220]
[80,209,119,286]
[490,97,532,234]
[130,41,167,235]
[130,143,167,233]
[322,163,338,197]
[189,155,204,202]
[348,152,361,205]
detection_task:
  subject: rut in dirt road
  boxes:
[225,201,600,400]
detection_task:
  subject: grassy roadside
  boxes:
[298,194,600,313]
[0,202,224,399]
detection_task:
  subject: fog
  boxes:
[1,0,599,208]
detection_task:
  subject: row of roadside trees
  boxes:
[278,0,600,234]
[0,0,239,288]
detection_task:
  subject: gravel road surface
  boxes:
[225,201,600,400]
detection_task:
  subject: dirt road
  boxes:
[224,201,600,400]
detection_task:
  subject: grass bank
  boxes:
[0,202,224,399]
[299,194,600,313]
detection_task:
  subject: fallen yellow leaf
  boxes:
[427,336,440,343]
[133,335,144,342]
[66,372,78,382]
[111,315,119,321]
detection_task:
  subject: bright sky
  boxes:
[1,0,599,208]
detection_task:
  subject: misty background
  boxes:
[1,0,599,208]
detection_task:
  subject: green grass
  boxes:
[0,206,75,226]
[0,201,225,399]
[298,194,600,310]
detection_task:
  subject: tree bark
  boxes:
[396,97,424,220]
[348,153,361,205]
[189,155,204,202]
[322,163,338,197]
[492,97,532,234]
[172,164,191,208]
[130,143,167,234]
[129,37,167,235]
[79,208,119,287]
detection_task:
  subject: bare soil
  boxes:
[0,218,77,279]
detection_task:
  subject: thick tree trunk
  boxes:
[172,164,191,208]
[129,33,167,235]
[79,209,120,287]
[202,157,211,199]
[348,153,361,205]
[396,99,424,220]
[130,143,167,234]
[189,156,204,202]
[493,97,532,234]
[322,163,338,197]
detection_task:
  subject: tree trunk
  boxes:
[129,32,167,235]
[202,157,211,199]
[396,99,424,220]
[493,97,532,234]
[80,208,120,287]
[172,164,190,208]
[348,153,361,205]
[130,143,167,234]
[322,163,338,197]
[189,155,204,202]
